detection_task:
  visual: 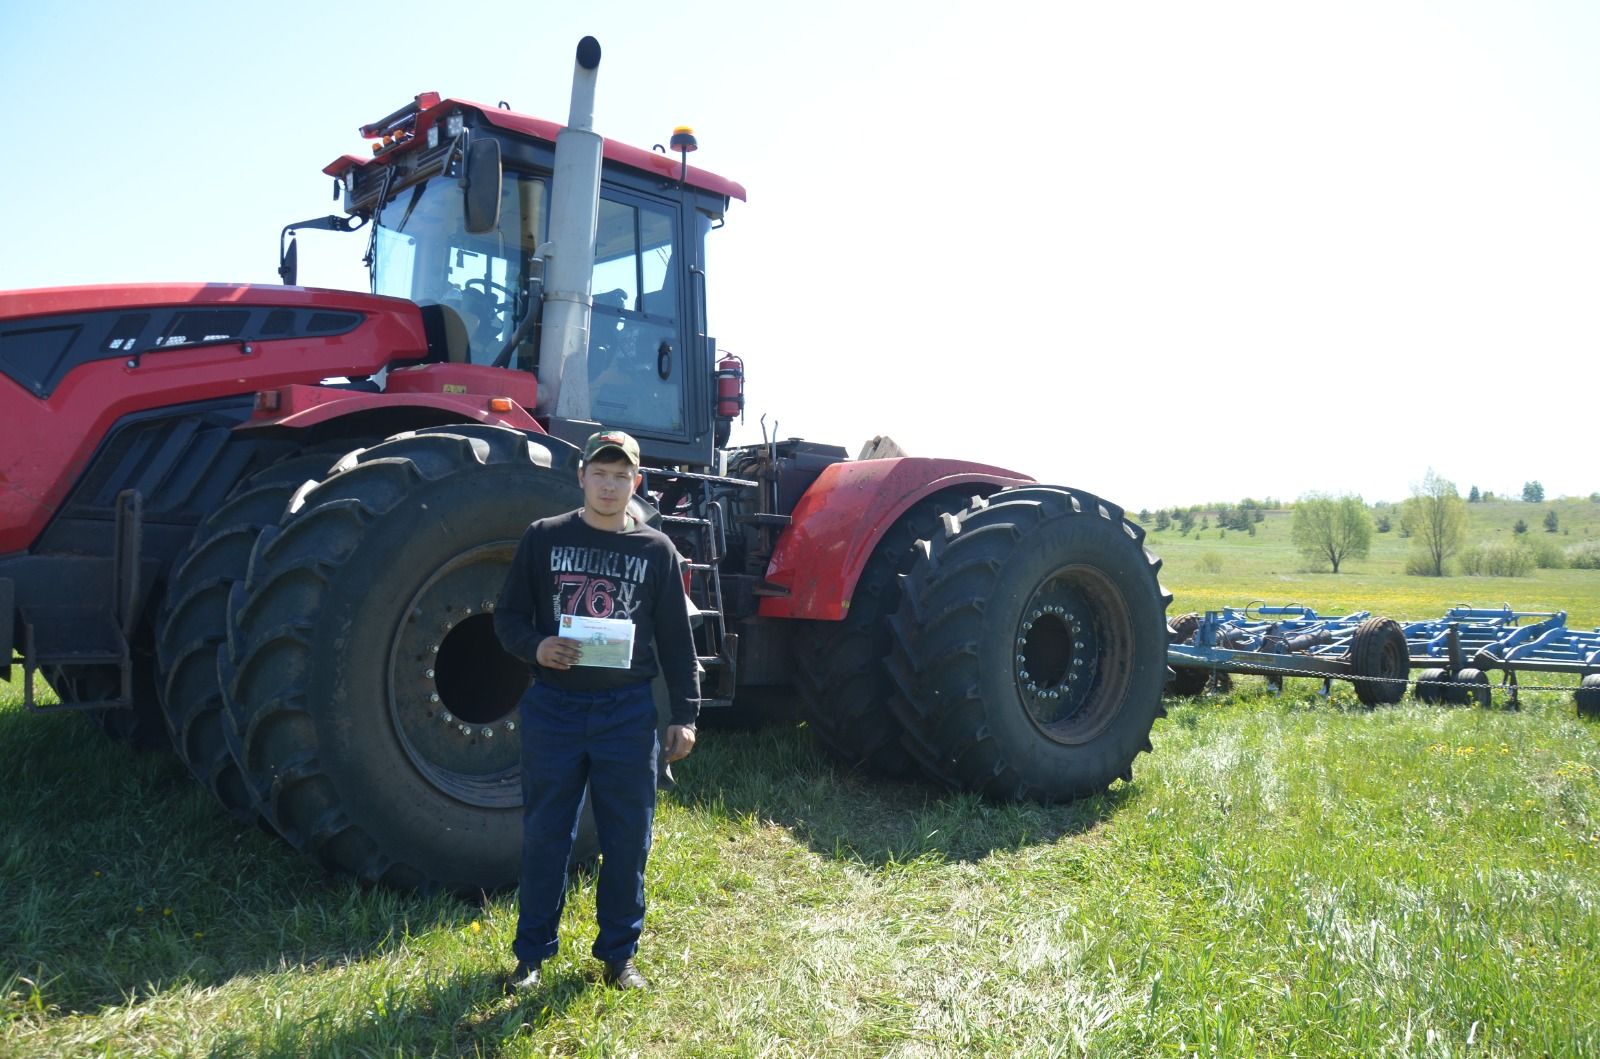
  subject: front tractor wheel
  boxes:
[888,487,1171,802]
[221,425,597,892]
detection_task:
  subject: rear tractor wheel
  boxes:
[888,487,1171,801]
[220,425,611,892]
[792,494,967,777]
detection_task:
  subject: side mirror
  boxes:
[277,214,359,287]
[278,237,299,286]
[464,138,503,234]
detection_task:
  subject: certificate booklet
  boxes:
[560,614,637,670]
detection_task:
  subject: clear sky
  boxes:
[3,0,1595,509]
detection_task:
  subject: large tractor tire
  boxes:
[220,425,601,892]
[887,486,1171,802]
[155,442,372,822]
[792,494,968,777]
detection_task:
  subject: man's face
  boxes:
[579,456,640,517]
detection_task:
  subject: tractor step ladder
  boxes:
[639,468,756,708]
[21,490,144,712]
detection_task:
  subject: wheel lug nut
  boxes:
[442,711,454,723]
[458,724,471,735]
[429,693,440,703]
[429,643,439,654]
[1073,658,1084,667]
[482,727,493,738]
[506,720,516,731]
[1074,642,1085,650]
[1016,654,1026,664]
[425,669,435,679]
[483,600,495,611]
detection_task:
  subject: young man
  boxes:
[493,429,699,992]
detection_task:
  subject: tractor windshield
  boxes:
[372,174,548,369]
[369,168,695,439]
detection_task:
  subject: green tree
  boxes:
[1468,485,1480,502]
[1544,508,1559,533]
[1523,480,1545,503]
[1154,509,1171,531]
[1514,518,1528,535]
[1291,493,1374,574]
[1402,469,1468,577]
[1137,508,1152,524]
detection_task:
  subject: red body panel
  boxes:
[758,457,1034,621]
[324,97,748,204]
[245,364,542,433]
[0,284,429,554]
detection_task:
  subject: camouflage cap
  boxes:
[581,429,641,467]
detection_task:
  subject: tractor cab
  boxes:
[312,90,745,467]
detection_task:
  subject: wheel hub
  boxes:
[1011,566,1134,745]
[1014,584,1098,730]
[388,545,525,807]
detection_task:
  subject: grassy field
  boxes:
[3,506,1598,1057]
[1152,497,1600,629]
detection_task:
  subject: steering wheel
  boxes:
[464,277,511,305]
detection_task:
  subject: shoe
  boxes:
[504,962,541,993]
[602,957,647,990]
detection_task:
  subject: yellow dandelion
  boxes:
[92,870,102,878]
[194,932,204,939]
[470,921,483,933]
[162,908,172,917]
[135,906,145,915]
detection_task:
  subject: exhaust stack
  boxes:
[535,36,604,420]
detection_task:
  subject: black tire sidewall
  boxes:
[300,462,579,887]
[969,506,1167,794]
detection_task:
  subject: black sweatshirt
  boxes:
[494,509,700,727]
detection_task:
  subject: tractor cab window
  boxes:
[371,173,548,367]
[588,193,683,434]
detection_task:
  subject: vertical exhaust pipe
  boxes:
[536,36,604,420]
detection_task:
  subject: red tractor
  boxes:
[0,38,1170,892]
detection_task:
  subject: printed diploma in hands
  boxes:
[559,614,637,670]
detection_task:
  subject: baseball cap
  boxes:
[581,429,641,466]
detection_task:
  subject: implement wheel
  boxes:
[1348,616,1409,707]
[792,494,966,776]
[1414,668,1450,704]
[1164,612,1214,697]
[1453,668,1492,709]
[156,442,371,821]
[1576,674,1600,719]
[887,486,1170,801]
[221,425,603,892]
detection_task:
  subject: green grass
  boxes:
[4,511,1600,1056]
[4,680,1598,1055]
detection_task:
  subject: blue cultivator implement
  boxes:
[1166,604,1600,716]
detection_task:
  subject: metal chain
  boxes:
[1174,659,1585,696]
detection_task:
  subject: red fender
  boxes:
[759,457,1033,621]
[243,363,542,432]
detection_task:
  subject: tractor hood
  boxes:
[0,282,418,323]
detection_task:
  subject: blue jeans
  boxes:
[513,679,659,968]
